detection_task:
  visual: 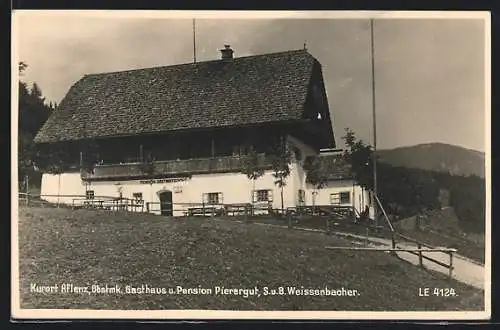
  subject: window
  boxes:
[253,189,273,203]
[86,190,95,200]
[330,193,339,205]
[330,192,351,205]
[257,190,268,202]
[340,191,350,204]
[132,192,143,205]
[203,192,223,205]
[298,189,306,205]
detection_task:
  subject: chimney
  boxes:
[220,45,234,59]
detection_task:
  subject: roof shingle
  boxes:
[34,49,320,144]
[317,153,353,181]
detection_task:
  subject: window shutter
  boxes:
[218,192,223,205]
[202,193,209,204]
[268,189,273,202]
[252,190,258,203]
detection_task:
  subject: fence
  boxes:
[284,205,379,234]
[322,194,457,278]
[375,194,456,277]
[18,193,147,213]
[392,232,457,278]
[145,201,276,219]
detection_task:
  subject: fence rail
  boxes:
[356,194,456,278]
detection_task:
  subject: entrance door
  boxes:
[159,190,173,216]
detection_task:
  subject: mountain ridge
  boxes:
[377,142,485,178]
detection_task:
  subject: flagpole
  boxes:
[370,18,378,227]
[193,18,197,63]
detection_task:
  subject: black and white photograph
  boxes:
[12,10,490,320]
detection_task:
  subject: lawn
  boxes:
[17,207,484,311]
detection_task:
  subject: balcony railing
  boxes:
[81,154,273,181]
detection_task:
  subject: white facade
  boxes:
[305,180,373,217]
[40,135,373,217]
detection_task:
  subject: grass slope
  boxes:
[396,208,485,264]
[18,208,484,311]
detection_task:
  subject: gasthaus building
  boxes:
[33,46,374,217]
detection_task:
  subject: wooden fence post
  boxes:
[418,243,423,268]
[146,202,150,214]
[288,213,292,229]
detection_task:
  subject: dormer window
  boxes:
[317,112,322,120]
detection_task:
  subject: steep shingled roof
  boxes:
[34,49,321,144]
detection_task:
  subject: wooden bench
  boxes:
[224,203,252,216]
[83,200,105,209]
[187,206,222,217]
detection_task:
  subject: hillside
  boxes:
[378,143,485,178]
[394,207,485,264]
[18,207,483,311]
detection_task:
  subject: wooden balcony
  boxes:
[81,154,272,181]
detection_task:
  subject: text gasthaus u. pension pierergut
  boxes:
[29,283,361,297]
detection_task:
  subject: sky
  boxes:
[13,11,488,152]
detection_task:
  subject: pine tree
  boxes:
[18,62,56,188]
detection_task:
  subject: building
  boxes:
[310,149,374,218]
[33,46,373,217]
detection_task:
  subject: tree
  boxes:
[267,137,292,215]
[80,138,100,174]
[342,128,375,191]
[241,147,265,213]
[32,143,71,175]
[18,62,54,189]
[19,61,28,75]
[303,155,328,214]
[30,82,44,102]
[342,128,442,221]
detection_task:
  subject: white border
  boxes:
[11,10,491,321]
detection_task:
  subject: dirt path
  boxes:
[327,230,486,290]
[236,220,486,290]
